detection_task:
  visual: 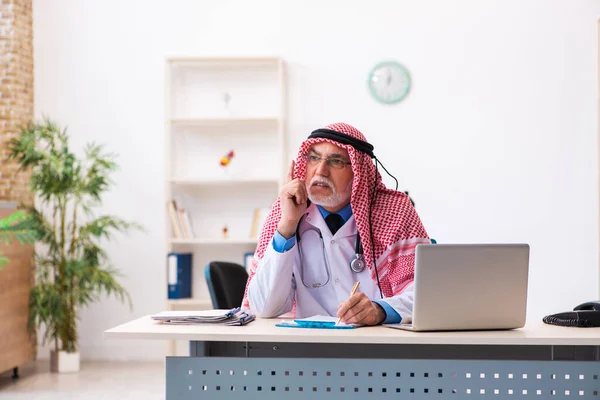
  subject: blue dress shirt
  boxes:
[271,203,401,324]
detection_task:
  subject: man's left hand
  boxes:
[336,292,386,326]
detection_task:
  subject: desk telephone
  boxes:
[542,301,600,327]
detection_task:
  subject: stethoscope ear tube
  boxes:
[296,213,366,275]
[350,228,365,273]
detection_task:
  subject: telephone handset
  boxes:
[542,301,600,327]
[573,301,600,311]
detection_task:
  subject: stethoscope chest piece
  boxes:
[296,213,367,286]
[350,254,366,273]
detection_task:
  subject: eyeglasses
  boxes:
[301,154,351,170]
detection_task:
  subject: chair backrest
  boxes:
[204,261,249,309]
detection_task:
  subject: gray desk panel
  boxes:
[167,356,600,399]
[190,341,600,361]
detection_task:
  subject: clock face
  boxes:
[368,61,411,104]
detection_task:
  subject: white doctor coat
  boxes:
[247,203,414,322]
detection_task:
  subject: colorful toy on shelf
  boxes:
[220,150,235,167]
[222,225,229,239]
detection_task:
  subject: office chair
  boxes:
[204,261,249,309]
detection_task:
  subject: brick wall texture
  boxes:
[0,0,33,205]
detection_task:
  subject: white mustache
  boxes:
[310,177,334,189]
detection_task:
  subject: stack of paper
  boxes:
[151,308,255,326]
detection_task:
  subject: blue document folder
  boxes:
[276,315,361,329]
[167,252,192,299]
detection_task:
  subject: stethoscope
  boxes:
[295,213,366,289]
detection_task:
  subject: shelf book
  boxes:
[168,200,195,239]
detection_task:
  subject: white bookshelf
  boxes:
[168,177,279,186]
[169,238,260,245]
[164,57,286,355]
[170,117,280,126]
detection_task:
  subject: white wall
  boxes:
[33,0,600,360]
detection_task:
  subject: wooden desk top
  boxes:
[104,316,600,346]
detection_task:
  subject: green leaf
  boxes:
[0,210,37,271]
[0,210,38,245]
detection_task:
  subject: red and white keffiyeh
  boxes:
[242,122,430,311]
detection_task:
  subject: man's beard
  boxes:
[307,176,352,209]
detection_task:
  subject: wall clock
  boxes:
[367,60,411,104]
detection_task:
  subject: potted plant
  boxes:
[7,118,142,373]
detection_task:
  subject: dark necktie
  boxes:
[325,213,344,235]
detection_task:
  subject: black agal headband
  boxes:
[308,128,375,159]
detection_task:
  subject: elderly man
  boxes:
[243,122,430,325]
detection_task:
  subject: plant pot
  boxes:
[50,350,80,373]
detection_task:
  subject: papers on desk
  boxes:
[276,315,362,329]
[151,308,255,326]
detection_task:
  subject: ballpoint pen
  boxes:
[337,281,360,325]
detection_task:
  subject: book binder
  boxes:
[167,252,192,299]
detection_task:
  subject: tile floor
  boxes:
[0,360,165,400]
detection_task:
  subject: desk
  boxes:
[105,317,600,399]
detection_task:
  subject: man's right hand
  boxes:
[277,160,308,239]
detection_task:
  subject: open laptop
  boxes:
[386,243,530,332]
